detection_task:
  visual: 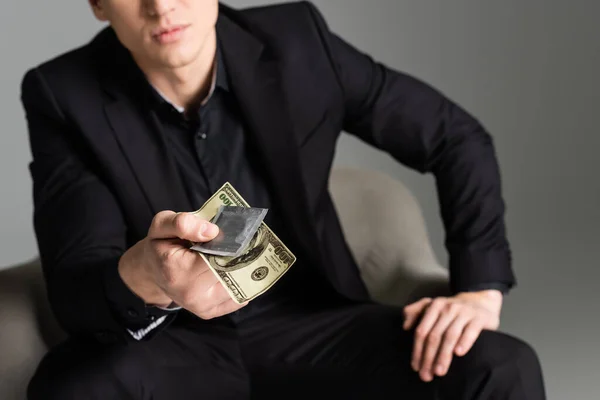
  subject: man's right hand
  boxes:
[118,211,248,319]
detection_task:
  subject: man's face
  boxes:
[89,0,218,69]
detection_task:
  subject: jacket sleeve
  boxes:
[304,1,515,294]
[21,67,175,344]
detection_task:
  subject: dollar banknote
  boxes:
[190,183,296,304]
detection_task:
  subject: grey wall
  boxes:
[1,1,106,267]
[1,1,598,398]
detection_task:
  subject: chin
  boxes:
[155,44,202,69]
[158,55,196,69]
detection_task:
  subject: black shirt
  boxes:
[153,46,273,216]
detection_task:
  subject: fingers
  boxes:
[403,297,432,330]
[432,313,470,377]
[205,298,249,319]
[408,295,495,383]
[205,280,235,306]
[178,278,231,312]
[412,298,444,373]
[149,211,219,242]
[153,246,212,290]
[455,319,484,357]
[187,293,248,320]
[419,305,459,381]
[141,212,238,318]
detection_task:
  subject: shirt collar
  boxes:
[214,40,229,92]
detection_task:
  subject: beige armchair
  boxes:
[0,167,449,399]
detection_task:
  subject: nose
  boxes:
[144,0,176,17]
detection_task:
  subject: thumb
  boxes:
[149,211,219,242]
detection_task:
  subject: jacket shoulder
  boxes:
[20,27,115,117]
[239,1,315,21]
[233,1,328,51]
[30,27,113,75]
[21,28,114,96]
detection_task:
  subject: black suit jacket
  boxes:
[21,1,515,342]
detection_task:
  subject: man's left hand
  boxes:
[403,290,503,382]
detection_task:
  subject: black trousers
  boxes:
[28,297,545,399]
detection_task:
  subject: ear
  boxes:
[89,0,108,22]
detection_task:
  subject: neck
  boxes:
[136,29,217,112]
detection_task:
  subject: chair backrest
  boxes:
[329,167,449,305]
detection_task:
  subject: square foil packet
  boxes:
[191,206,268,257]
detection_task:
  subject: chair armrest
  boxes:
[0,259,64,399]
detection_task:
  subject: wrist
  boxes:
[458,289,503,314]
[473,288,503,299]
[118,241,172,307]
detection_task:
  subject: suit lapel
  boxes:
[104,102,193,215]
[217,13,321,264]
[100,31,192,216]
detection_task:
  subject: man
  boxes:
[22,0,545,399]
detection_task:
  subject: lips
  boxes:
[151,24,190,44]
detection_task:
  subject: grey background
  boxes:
[1,1,598,398]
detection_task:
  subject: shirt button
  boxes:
[198,132,207,140]
[127,308,139,318]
